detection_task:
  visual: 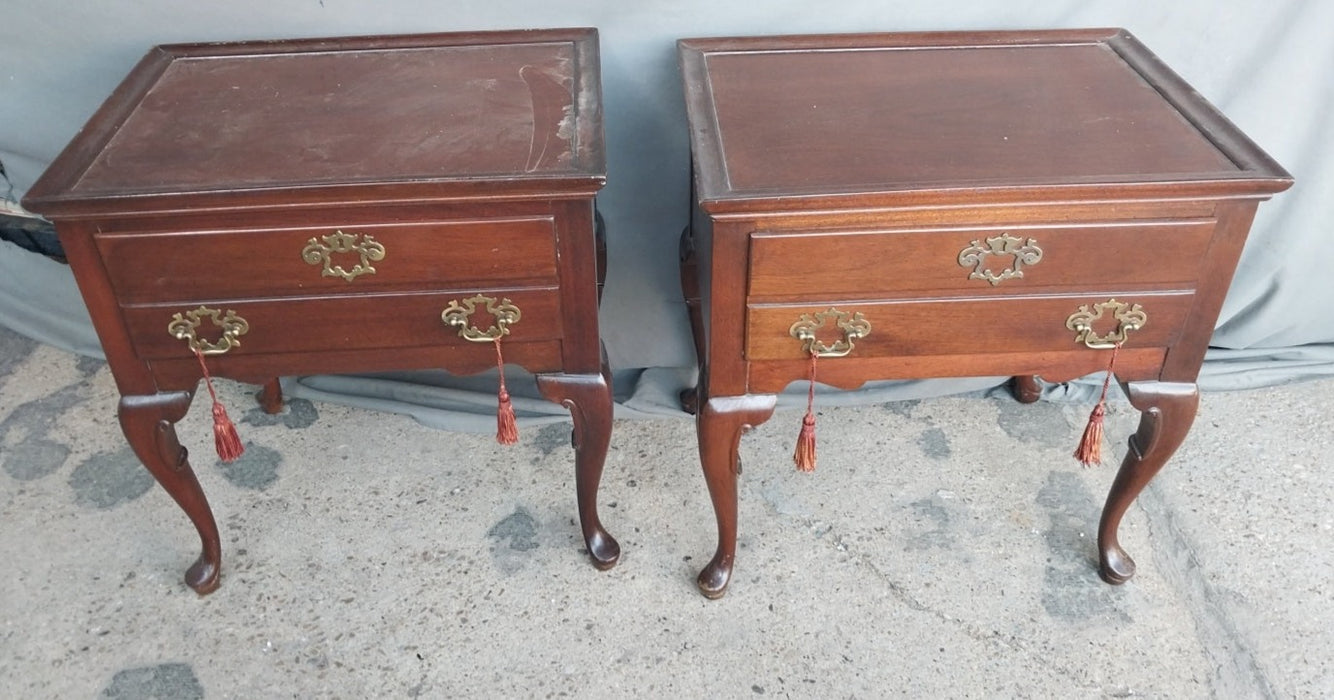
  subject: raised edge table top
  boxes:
[25,29,605,215]
[679,29,1291,211]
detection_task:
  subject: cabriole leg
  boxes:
[118,392,222,595]
[678,225,706,415]
[257,378,283,414]
[1011,375,1043,404]
[1099,381,1199,584]
[536,370,620,570]
[695,394,777,599]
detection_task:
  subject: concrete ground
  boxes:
[2,325,1331,699]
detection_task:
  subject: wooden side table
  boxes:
[23,29,618,594]
[678,29,1292,598]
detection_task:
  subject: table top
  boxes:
[679,29,1291,211]
[25,29,605,214]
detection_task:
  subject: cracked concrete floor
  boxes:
[2,326,1332,698]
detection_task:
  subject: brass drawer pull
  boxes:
[957,233,1043,286]
[302,231,386,281]
[442,294,522,342]
[1066,299,1147,349]
[789,307,871,358]
[167,306,249,355]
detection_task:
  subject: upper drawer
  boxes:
[747,219,1215,300]
[98,217,559,302]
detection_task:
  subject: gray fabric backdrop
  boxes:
[3,1,1331,429]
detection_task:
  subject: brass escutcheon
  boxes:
[1066,299,1147,349]
[789,308,871,358]
[957,233,1044,286]
[167,306,249,355]
[302,231,386,282]
[441,294,522,342]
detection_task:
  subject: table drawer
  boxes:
[123,288,561,361]
[99,217,559,302]
[745,292,1194,361]
[747,220,1214,300]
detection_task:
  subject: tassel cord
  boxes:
[793,350,818,472]
[192,348,245,462]
[1093,342,1119,407]
[193,348,223,405]
[493,338,519,445]
[1073,342,1120,467]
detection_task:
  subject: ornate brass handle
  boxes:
[789,308,871,358]
[167,306,249,355]
[957,233,1043,286]
[441,294,522,342]
[1066,299,1147,349]
[302,231,386,282]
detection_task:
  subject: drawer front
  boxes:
[99,217,559,302]
[745,292,1194,361]
[747,220,1214,300]
[124,288,561,361]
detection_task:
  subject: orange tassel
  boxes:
[793,352,818,472]
[193,349,244,463]
[1074,343,1119,467]
[494,339,518,445]
[1073,403,1105,468]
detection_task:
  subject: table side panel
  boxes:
[53,221,161,395]
[551,198,604,373]
[1161,199,1264,381]
[702,218,756,397]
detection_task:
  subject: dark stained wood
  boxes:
[1010,375,1044,404]
[1099,381,1199,584]
[22,29,614,594]
[118,391,220,595]
[678,225,705,415]
[680,29,1290,214]
[747,219,1215,300]
[706,45,1234,192]
[147,342,568,392]
[746,348,1169,393]
[25,30,605,214]
[257,378,284,414]
[98,217,561,301]
[551,198,604,374]
[1160,199,1264,382]
[536,355,620,569]
[121,288,564,360]
[679,29,1291,597]
[695,394,777,599]
[745,292,1195,360]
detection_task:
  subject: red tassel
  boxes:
[793,352,818,472]
[193,349,244,463]
[1073,343,1119,467]
[494,339,518,445]
[1073,403,1105,468]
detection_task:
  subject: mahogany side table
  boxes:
[678,29,1291,598]
[23,29,618,594]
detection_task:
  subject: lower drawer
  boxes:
[123,288,561,361]
[745,292,1194,360]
